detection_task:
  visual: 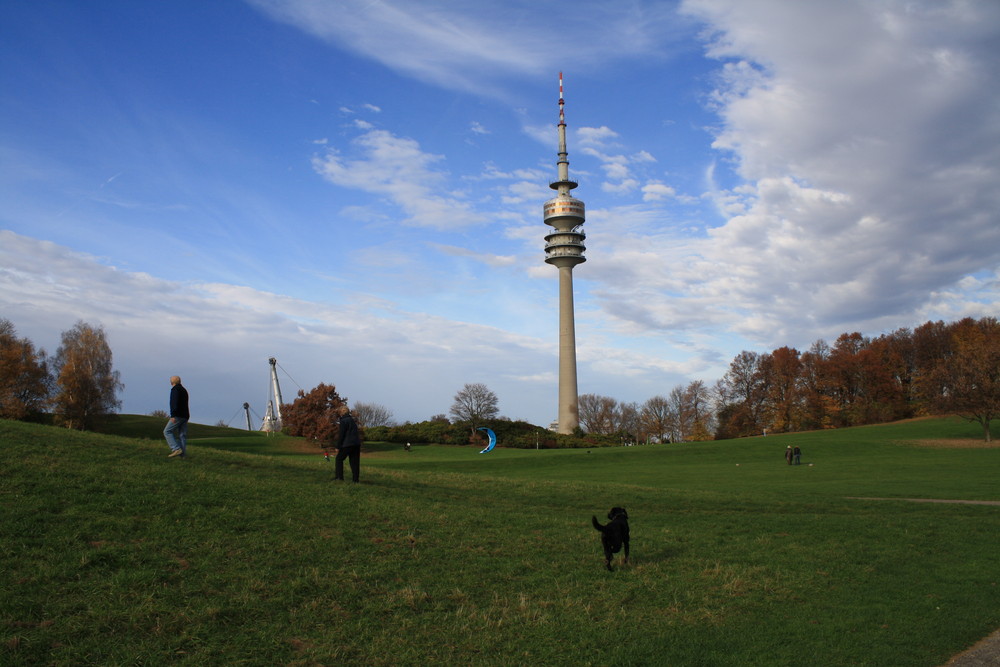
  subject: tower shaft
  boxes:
[557,265,580,433]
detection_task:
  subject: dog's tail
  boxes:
[592,515,605,532]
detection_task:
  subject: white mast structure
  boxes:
[261,357,285,432]
[543,73,586,435]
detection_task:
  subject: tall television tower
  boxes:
[543,72,586,435]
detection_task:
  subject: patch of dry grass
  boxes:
[896,438,999,448]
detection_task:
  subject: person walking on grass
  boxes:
[793,445,802,465]
[164,375,189,459]
[785,445,793,465]
[334,405,361,483]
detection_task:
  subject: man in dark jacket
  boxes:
[334,406,361,482]
[164,375,190,458]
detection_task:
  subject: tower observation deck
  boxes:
[543,75,586,267]
[544,73,585,435]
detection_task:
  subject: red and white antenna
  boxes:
[558,72,565,126]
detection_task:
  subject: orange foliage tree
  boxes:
[922,318,1000,442]
[52,321,122,430]
[281,383,349,447]
[0,318,53,420]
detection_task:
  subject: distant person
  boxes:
[164,376,189,458]
[785,445,793,465]
[793,445,802,465]
[334,406,361,483]
[404,442,411,452]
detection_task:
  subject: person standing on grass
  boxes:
[793,445,802,465]
[785,445,793,465]
[164,376,189,459]
[334,406,361,483]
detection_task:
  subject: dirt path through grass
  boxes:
[847,497,1000,506]
[848,496,1000,666]
[943,628,1000,666]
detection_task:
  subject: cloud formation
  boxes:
[248,0,683,93]
[312,128,476,230]
[0,231,693,425]
[586,0,1000,347]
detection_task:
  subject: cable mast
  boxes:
[261,357,284,432]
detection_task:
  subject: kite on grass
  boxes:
[477,427,497,454]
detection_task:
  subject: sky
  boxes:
[2,0,998,428]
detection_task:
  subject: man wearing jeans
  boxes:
[164,375,189,458]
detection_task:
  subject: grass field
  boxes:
[2,416,998,665]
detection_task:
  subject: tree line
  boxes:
[0,319,123,429]
[577,317,999,443]
[6,315,994,443]
[281,318,998,448]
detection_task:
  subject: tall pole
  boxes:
[543,73,586,435]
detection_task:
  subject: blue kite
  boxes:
[477,427,497,454]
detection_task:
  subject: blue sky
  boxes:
[2,0,998,427]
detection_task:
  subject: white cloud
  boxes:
[642,182,676,201]
[312,127,477,230]
[0,231,559,425]
[247,0,683,95]
[577,126,620,148]
[601,178,639,194]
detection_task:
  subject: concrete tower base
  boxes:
[557,264,580,434]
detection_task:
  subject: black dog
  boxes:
[591,507,630,571]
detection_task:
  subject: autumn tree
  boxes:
[281,383,348,446]
[52,321,122,430]
[863,335,910,423]
[718,351,769,437]
[922,318,1000,441]
[0,319,53,420]
[760,346,803,433]
[449,383,499,431]
[799,339,836,430]
[352,401,394,428]
[879,326,919,409]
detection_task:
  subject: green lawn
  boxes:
[2,416,997,665]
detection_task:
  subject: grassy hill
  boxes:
[2,416,998,665]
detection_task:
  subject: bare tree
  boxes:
[640,395,674,443]
[618,401,640,441]
[52,321,123,430]
[578,393,617,434]
[352,401,394,428]
[0,319,53,420]
[682,380,714,441]
[667,386,687,442]
[449,383,499,430]
[577,393,602,433]
[719,350,768,437]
